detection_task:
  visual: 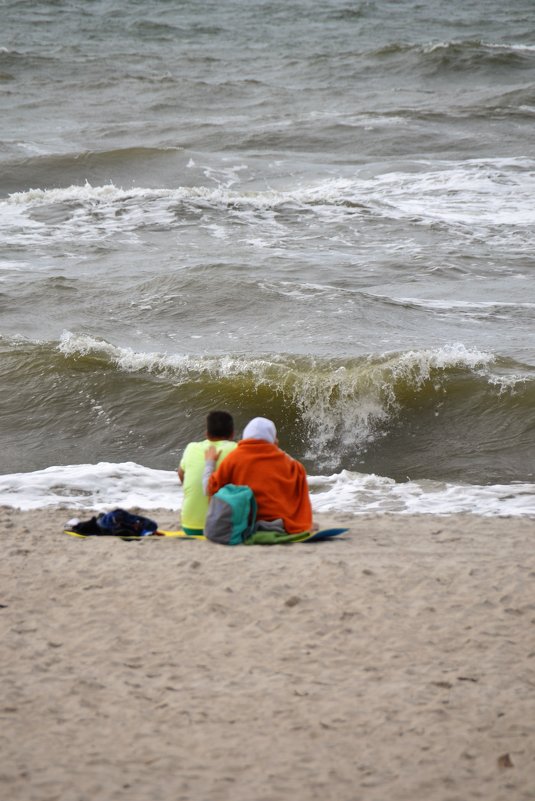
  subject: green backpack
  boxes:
[204,484,257,545]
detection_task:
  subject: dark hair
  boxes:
[207,410,234,439]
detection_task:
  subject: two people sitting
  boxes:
[178,412,314,536]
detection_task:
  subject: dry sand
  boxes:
[1,507,534,801]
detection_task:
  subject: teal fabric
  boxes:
[204,484,257,545]
[181,525,204,536]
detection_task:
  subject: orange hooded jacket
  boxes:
[207,439,313,534]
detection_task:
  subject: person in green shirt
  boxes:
[178,410,236,535]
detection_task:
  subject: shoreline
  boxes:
[1,509,534,801]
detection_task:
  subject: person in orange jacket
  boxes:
[203,416,315,534]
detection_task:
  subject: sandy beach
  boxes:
[1,507,534,801]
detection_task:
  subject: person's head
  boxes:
[242,417,277,444]
[206,410,234,440]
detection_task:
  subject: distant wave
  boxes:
[362,293,535,322]
[371,39,535,74]
[0,46,58,68]
[4,159,535,248]
[5,146,184,173]
[127,19,223,38]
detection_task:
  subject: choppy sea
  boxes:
[1,0,534,515]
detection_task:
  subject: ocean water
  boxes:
[1,0,534,515]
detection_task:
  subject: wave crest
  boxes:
[2,333,534,481]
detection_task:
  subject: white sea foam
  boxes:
[389,297,535,311]
[485,42,535,52]
[391,342,493,375]
[0,462,180,512]
[4,158,534,249]
[421,41,535,55]
[58,331,275,379]
[357,161,535,228]
[309,472,535,517]
[0,462,533,517]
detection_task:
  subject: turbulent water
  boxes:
[1,0,534,513]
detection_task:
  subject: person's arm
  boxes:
[178,443,191,484]
[202,444,220,495]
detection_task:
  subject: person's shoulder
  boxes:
[182,440,208,458]
[220,440,238,456]
[219,439,237,452]
[214,440,238,465]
